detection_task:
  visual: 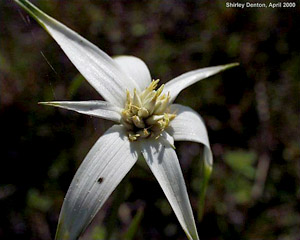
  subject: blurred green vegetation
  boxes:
[1,0,299,239]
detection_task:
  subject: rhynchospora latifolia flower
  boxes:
[15,1,238,239]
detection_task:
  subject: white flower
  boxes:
[15,1,238,239]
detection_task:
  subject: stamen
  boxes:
[146,115,164,125]
[133,89,142,107]
[132,115,145,128]
[155,84,164,98]
[138,107,149,118]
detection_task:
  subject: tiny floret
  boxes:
[121,80,176,141]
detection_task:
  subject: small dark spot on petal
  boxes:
[97,177,104,183]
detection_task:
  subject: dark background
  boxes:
[1,0,299,239]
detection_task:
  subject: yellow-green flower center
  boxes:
[121,80,176,141]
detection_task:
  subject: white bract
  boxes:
[15,1,238,239]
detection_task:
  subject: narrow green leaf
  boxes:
[123,207,144,240]
[197,159,212,221]
[68,74,84,98]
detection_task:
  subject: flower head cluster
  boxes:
[15,1,238,240]
[122,80,176,141]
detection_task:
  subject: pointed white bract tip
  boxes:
[38,102,59,106]
[224,62,240,69]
